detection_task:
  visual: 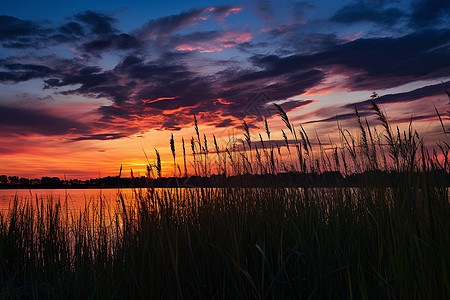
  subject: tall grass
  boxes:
[0,103,449,299]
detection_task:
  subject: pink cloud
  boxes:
[176,31,252,53]
[343,30,363,42]
[211,7,242,22]
[198,7,242,22]
[176,44,223,53]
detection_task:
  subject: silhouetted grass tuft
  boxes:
[0,103,449,299]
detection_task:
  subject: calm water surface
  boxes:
[0,188,137,213]
[1,187,448,214]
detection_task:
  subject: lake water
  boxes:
[0,188,138,213]
[2,187,448,214]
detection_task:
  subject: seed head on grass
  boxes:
[299,125,312,157]
[170,134,176,176]
[299,130,308,157]
[190,137,195,154]
[182,137,187,177]
[170,134,175,159]
[355,106,369,153]
[372,101,398,167]
[270,146,275,173]
[213,135,219,154]
[194,114,200,143]
[203,133,208,154]
[203,133,209,176]
[243,120,251,150]
[281,129,290,152]
[155,149,161,178]
[372,101,392,142]
[264,118,270,140]
[274,103,292,133]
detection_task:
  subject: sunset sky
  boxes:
[1,0,449,179]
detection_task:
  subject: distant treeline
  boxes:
[1,170,449,188]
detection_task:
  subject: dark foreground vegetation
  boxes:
[1,102,449,299]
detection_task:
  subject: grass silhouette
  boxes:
[0,102,449,299]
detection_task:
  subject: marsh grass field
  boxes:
[1,103,449,299]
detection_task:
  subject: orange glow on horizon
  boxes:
[1,109,448,180]
[1,86,448,180]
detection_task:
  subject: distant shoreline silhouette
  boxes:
[1,170,448,189]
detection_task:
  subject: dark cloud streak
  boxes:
[0,62,54,83]
[0,15,45,41]
[74,10,117,35]
[250,29,450,90]
[138,6,241,38]
[0,105,87,137]
[409,0,450,28]
[331,2,404,25]
[70,133,127,141]
[346,81,450,111]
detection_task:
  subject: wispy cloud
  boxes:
[138,6,242,38]
[175,31,252,53]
